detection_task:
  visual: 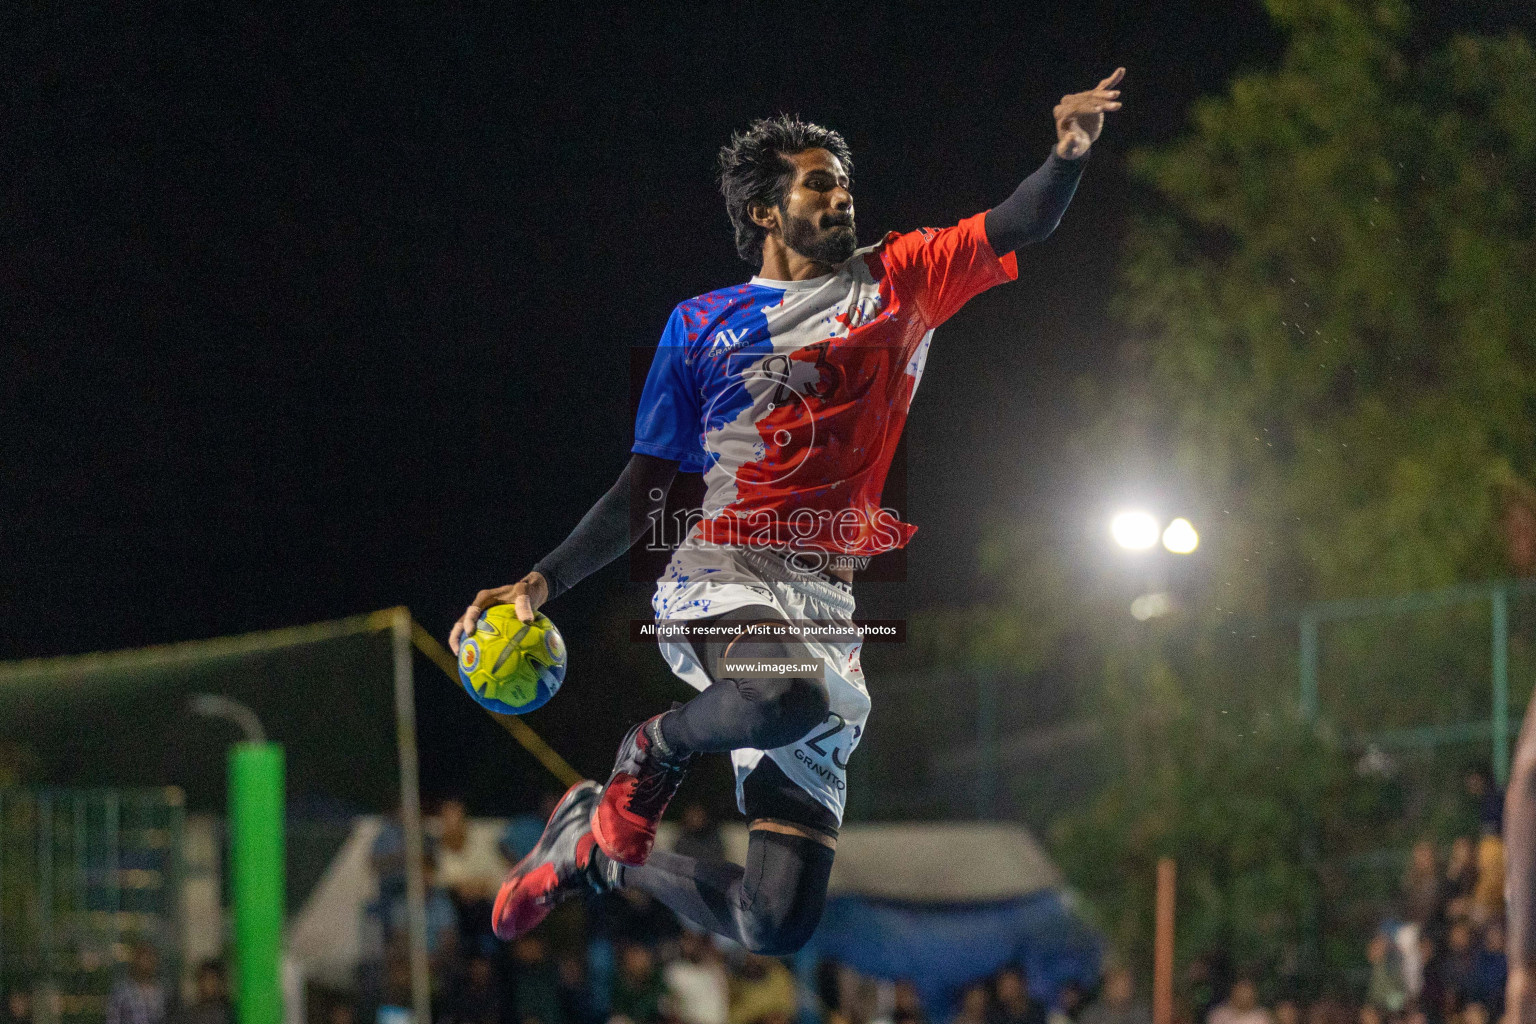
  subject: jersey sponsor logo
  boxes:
[711,327,754,352]
[793,748,847,792]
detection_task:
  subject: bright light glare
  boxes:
[1162,517,1199,554]
[1111,511,1160,550]
[1131,592,1173,621]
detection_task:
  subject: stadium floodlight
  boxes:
[1162,518,1199,554]
[1111,510,1160,550]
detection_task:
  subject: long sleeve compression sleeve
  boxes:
[529,453,679,602]
[983,149,1088,254]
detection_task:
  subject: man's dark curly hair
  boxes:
[718,114,854,265]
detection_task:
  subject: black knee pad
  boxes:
[736,830,835,956]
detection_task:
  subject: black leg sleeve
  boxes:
[618,829,834,956]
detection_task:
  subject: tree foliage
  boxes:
[938,0,1536,990]
[1119,0,1536,610]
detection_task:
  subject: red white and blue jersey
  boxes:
[633,210,1017,555]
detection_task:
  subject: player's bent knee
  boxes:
[748,675,830,750]
[737,901,824,956]
[778,674,831,729]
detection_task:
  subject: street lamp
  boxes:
[1110,509,1200,620]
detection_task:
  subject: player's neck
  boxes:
[756,240,835,282]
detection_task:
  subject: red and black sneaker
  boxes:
[491,780,611,941]
[592,713,696,867]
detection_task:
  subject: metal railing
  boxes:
[0,788,185,1024]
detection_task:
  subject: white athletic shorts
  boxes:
[650,536,870,826]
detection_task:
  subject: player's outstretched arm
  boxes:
[449,453,680,652]
[984,67,1123,254]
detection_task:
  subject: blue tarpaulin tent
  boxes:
[786,822,1103,1016]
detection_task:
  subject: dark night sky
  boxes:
[6,3,1531,807]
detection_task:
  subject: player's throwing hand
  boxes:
[449,571,549,654]
[1054,67,1124,159]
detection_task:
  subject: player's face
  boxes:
[777,148,856,266]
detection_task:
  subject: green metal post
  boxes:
[1300,616,1320,721]
[976,667,999,819]
[229,743,285,1024]
[1493,589,1510,787]
[39,792,53,996]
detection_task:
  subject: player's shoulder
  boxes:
[667,280,788,344]
[873,221,963,254]
[674,281,778,319]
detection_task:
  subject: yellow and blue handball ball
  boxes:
[457,606,567,715]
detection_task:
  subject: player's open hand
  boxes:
[449,571,549,654]
[1054,67,1124,159]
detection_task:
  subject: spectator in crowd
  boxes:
[1271,999,1299,1024]
[173,960,229,1024]
[509,935,562,1024]
[1403,840,1445,930]
[362,819,450,1014]
[1397,925,1428,1003]
[674,803,727,864]
[434,798,507,952]
[1441,921,1478,1008]
[952,985,991,1024]
[372,805,437,904]
[1467,921,1507,1016]
[1464,769,1503,836]
[1470,836,1505,926]
[376,847,460,997]
[1459,1004,1490,1024]
[4,987,33,1024]
[611,941,665,1024]
[873,980,928,1024]
[557,955,600,1024]
[1187,955,1233,1024]
[1303,995,1350,1024]
[106,942,168,1024]
[1356,1005,1383,1024]
[727,954,796,1024]
[1079,967,1151,1024]
[605,887,683,949]
[443,953,498,1024]
[1446,838,1477,903]
[990,968,1046,1024]
[1366,932,1407,1013]
[320,996,357,1024]
[1049,982,1086,1024]
[664,931,729,1024]
[1415,931,1446,1019]
[377,944,414,1023]
[1207,977,1272,1024]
